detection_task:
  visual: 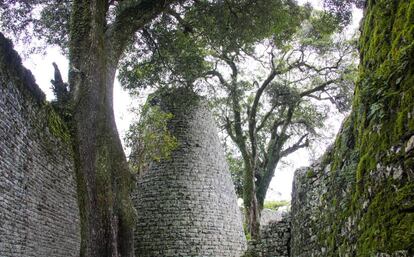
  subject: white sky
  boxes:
[18,0,363,202]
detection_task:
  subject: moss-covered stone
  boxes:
[45,104,72,143]
[291,1,414,256]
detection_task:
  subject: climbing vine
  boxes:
[126,98,179,174]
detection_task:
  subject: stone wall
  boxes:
[291,144,413,257]
[291,155,347,257]
[0,33,81,257]
[290,0,414,256]
[260,208,286,228]
[247,212,291,257]
[132,88,247,257]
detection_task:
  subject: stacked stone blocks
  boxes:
[0,33,81,257]
[132,88,247,257]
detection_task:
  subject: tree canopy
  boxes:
[118,0,359,238]
[0,0,363,252]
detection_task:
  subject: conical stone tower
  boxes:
[132,88,247,257]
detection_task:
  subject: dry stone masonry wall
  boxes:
[0,33,81,257]
[1,0,414,255]
[291,155,349,257]
[247,212,291,257]
[291,144,413,257]
[132,88,247,257]
[290,0,414,256]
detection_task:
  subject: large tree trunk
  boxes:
[245,154,282,240]
[66,0,180,255]
[71,63,134,257]
[256,155,281,210]
[243,163,261,240]
[69,1,134,256]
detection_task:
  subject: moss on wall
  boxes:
[45,104,72,143]
[331,0,413,254]
[292,1,414,256]
[343,0,414,254]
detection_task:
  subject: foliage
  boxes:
[118,0,359,239]
[0,0,71,53]
[119,0,310,91]
[323,0,366,26]
[227,153,244,197]
[263,200,290,210]
[120,22,210,90]
[46,104,71,143]
[126,99,179,174]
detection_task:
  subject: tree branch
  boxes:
[205,70,228,87]
[248,69,277,164]
[256,102,280,133]
[165,6,194,33]
[106,0,178,61]
[224,116,238,144]
[299,79,339,98]
[222,54,238,79]
[280,133,309,157]
[255,104,295,207]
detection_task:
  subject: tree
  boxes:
[1,0,305,252]
[0,1,186,256]
[120,4,358,238]
[210,30,357,238]
[0,0,360,251]
[323,0,366,26]
[118,0,308,239]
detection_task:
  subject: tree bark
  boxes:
[70,32,134,257]
[243,162,261,240]
[67,0,180,255]
[256,156,280,210]
[69,1,134,256]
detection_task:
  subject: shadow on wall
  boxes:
[0,33,81,257]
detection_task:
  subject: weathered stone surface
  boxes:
[260,208,285,228]
[291,147,413,257]
[291,155,346,257]
[290,1,414,256]
[405,135,414,154]
[247,212,291,257]
[132,88,247,257]
[0,33,81,257]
